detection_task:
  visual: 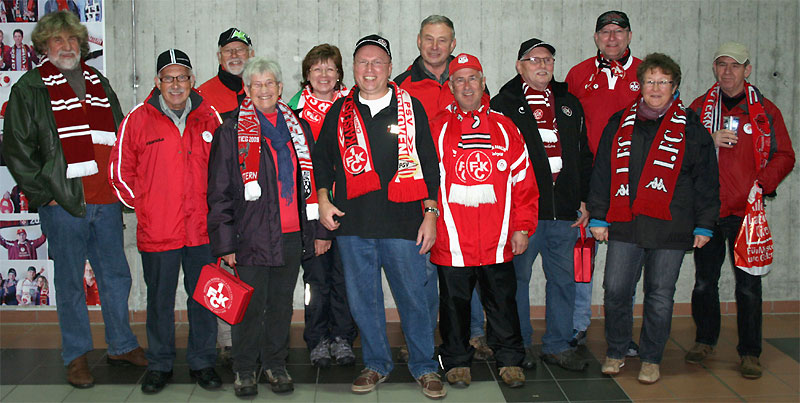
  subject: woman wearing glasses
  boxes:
[587,53,719,384]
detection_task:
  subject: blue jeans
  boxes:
[38,203,140,365]
[513,220,577,353]
[337,236,438,379]
[603,240,684,364]
[424,255,439,332]
[573,225,594,332]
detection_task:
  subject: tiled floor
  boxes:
[0,314,798,402]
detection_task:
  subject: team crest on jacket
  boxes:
[456,150,492,182]
[743,123,752,134]
[344,145,368,174]
[630,81,640,91]
[497,159,507,172]
[561,106,572,117]
[202,131,213,143]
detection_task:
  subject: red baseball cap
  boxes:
[16,228,26,235]
[449,53,483,76]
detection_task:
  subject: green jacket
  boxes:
[2,66,124,217]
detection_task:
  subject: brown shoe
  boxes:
[107,346,148,367]
[67,354,94,389]
[740,356,762,379]
[684,342,714,364]
[638,362,660,384]
[351,369,387,394]
[499,366,525,388]
[417,372,446,399]
[445,367,471,387]
[470,336,494,361]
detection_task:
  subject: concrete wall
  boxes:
[105,0,799,312]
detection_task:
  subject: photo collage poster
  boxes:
[0,0,105,310]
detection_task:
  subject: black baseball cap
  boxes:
[156,48,192,74]
[596,10,630,32]
[218,27,252,47]
[518,38,556,60]
[353,34,391,60]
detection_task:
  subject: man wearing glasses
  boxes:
[491,38,593,372]
[198,28,254,121]
[564,9,642,357]
[109,49,223,394]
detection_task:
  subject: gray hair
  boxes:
[420,15,455,37]
[242,57,282,86]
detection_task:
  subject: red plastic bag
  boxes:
[193,259,254,325]
[574,225,595,283]
[734,182,773,276]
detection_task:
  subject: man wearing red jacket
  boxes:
[686,42,795,379]
[197,28,254,122]
[109,49,223,394]
[431,53,538,389]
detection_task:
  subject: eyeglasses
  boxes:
[249,80,279,90]
[597,28,629,38]
[451,74,482,86]
[520,56,555,65]
[159,74,191,83]
[644,80,674,88]
[355,59,389,69]
[221,47,249,57]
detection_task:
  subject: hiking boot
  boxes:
[417,372,446,399]
[601,357,625,375]
[351,368,387,394]
[521,344,537,369]
[107,346,148,367]
[445,367,471,388]
[189,367,222,390]
[569,330,587,347]
[397,345,409,363]
[234,371,257,397]
[638,362,660,384]
[626,341,640,357]
[740,356,762,379]
[470,335,494,361]
[541,349,587,371]
[310,338,332,368]
[331,336,355,366]
[685,342,714,364]
[67,354,94,389]
[499,366,525,388]
[264,367,294,393]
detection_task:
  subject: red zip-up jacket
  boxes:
[109,88,222,252]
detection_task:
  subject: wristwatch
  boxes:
[424,206,440,217]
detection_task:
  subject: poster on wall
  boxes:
[0,0,105,311]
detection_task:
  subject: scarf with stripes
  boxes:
[39,59,116,178]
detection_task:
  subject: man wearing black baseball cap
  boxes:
[313,34,444,399]
[198,27,254,121]
[491,37,593,372]
[109,48,223,394]
[564,10,642,358]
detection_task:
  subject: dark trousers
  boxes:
[140,244,217,371]
[302,239,357,349]
[437,261,524,370]
[692,215,762,357]
[232,232,301,373]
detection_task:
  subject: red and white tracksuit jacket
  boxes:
[430,107,538,267]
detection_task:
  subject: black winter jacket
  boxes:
[491,76,593,221]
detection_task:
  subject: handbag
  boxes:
[192,258,254,325]
[734,182,774,276]
[573,225,595,283]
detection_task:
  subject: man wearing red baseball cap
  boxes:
[0,228,46,260]
[429,53,538,388]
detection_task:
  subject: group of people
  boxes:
[0,8,794,401]
[0,266,49,305]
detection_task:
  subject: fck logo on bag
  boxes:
[201,278,233,314]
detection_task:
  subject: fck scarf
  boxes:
[584,48,632,93]
[298,84,348,140]
[607,97,687,222]
[699,81,772,171]
[336,82,426,202]
[39,58,117,178]
[237,98,319,219]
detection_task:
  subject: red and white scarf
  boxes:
[39,58,117,178]
[523,82,562,181]
[237,98,319,219]
[297,84,348,140]
[699,81,772,171]
[337,82,426,202]
[584,48,632,93]
[607,97,687,222]
[10,44,31,71]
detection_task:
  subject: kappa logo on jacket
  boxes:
[644,177,668,192]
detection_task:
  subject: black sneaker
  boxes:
[141,369,172,394]
[541,349,587,372]
[521,344,537,369]
[310,338,332,368]
[234,371,257,397]
[264,367,294,394]
[331,336,355,366]
[189,367,222,390]
[569,330,587,347]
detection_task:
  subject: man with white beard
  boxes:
[2,10,146,389]
[198,27,254,121]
